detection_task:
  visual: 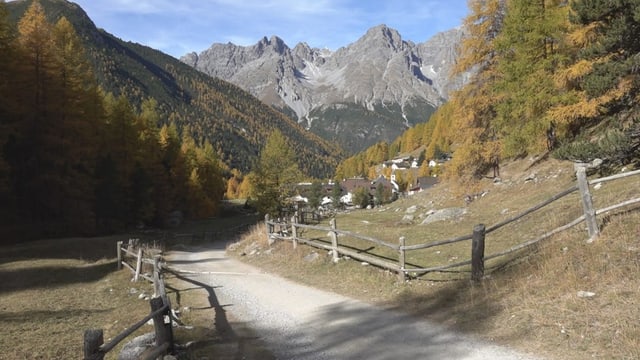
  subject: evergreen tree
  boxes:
[249,130,302,216]
[0,0,15,193]
[374,182,392,206]
[493,0,569,156]
[547,0,640,134]
[308,181,323,210]
[331,180,343,209]
[0,0,18,235]
[352,187,370,209]
[156,121,188,224]
[188,141,225,218]
[444,0,506,186]
[225,169,243,199]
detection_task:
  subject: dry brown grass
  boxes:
[0,236,155,360]
[227,157,640,359]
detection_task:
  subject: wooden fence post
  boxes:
[291,216,298,249]
[83,329,104,360]
[153,255,162,298]
[471,224,486,282]
[575,163,600,241]
[134,247,143,282]
[150,297,173,355]
[265,214,274,245]
[398,236,406,282]
[116,241,123,270]
[330,218,339,262]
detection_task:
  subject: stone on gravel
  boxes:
[118,332,155,360]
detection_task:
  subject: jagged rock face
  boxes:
[182,25,467,153]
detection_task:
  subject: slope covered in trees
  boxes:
[6,0,344,179]
[337,0,640,186]
[0,1,227,240]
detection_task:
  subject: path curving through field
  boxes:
[166,242,541,360]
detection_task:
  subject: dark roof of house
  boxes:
[416,176,439,190]
[341,178,373,194]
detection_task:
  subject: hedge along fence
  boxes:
[83,242,174,360]
[267,164,640,282]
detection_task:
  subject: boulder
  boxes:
[420,208,467,225]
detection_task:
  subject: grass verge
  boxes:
[0,236,155,360]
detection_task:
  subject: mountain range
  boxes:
[182,25,467,153]
[7,0,466,177]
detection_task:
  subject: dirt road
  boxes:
[166,243,541,360]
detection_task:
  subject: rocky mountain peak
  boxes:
[181,25,468,153]
[256,35,288,55]
[360,24,406,51]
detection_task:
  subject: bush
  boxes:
[553,127,637,166]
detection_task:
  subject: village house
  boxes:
[407,176,439,195]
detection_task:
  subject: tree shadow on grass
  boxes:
[0,308,112,323]
[0,260,116,294]
[387,266,538,347]
[0,236,122,265]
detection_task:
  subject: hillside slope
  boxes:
[7,0,345,178]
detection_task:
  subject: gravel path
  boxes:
[166,243,542,360]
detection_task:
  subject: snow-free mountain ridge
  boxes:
[182,24,467,154]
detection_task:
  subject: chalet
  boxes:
[339,178,372,206]
[408,176,439,195]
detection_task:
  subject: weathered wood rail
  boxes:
[84,243,173,359]
[267,165,640,282]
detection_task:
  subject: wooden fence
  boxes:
[267,164,640,282]
[83,242,173,360]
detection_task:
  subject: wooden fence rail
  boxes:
[83,244,173,359]
[267,164,640,282]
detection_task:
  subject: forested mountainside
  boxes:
[0,0,345,240]
[6,0,345,179]
[336,0,640,184]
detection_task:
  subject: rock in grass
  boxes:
[577,290,596,298]
[420,208,467,225]
[304,251,319,262]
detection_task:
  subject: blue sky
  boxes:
[60,0,469,58]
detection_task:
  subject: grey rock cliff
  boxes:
[181,25,468,153]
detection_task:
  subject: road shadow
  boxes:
[247,299,485,360]
[165,268,276,360]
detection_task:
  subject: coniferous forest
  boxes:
[336,0,640,186]
[0,1,230,239]
[0,0,345,241]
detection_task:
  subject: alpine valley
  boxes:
[7,0,466,177]
[182,25,468,154]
